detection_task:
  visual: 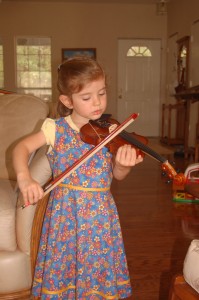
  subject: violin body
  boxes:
[80,114,186,185]
[80,116,148,157]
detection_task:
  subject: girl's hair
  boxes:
[57,56,106,117]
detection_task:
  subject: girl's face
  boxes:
[60,77,107,127]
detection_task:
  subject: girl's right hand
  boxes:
[17,173,44,207]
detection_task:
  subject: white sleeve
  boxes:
[41,118,55,147]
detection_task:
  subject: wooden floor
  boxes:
[111,152,199,300]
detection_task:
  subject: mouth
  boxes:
[92,110,102,116]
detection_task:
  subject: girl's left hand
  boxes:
[113,144,143,180]
[115,144,143,167]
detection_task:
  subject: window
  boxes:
[0,38,4,88]
[16,37,52,101]
[127,46,152,57]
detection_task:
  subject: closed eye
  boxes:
[82,95,91,101]
[99,88,106,96]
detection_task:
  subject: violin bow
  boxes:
[22,113,138,208]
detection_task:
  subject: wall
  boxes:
[0,1,167,118]
[167,0,199,38]
[167,0,199,146]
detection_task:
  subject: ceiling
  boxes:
[1,0,168,3]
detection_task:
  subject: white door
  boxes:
[117,39,161,136]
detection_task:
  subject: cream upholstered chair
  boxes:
[0,94,52,299]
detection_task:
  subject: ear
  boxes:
[59,95,73,109]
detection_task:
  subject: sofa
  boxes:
[0,94,52,299]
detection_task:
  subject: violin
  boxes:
[80,114,185,185]
[80,114,148,157]
[21,113,185,209]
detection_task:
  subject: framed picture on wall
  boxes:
[62,48,96,61]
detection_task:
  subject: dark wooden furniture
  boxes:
[31,194,50,279]
[169,275,199,300]
[161,86,199,159]
[175,87,199,158]
[161,36,190,152]
[161,101,185,146]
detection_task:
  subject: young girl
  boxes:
[13,57,143,299]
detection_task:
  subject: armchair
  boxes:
[0,94,52,299]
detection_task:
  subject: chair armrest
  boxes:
[16,146,52,254]
[30,193,50,278]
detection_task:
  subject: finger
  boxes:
[30,186,43,204]
[22,191,29,206]
[135,154,143,164]
[127,147,137,164]
[121,145,136,165]
[38,187,44,200]
[116,145,128,164]
[117,145,136,166]
[116,145,123,161]
[27,189,35,205]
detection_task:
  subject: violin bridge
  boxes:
[109,124,118,133]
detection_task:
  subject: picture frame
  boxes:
[62,48,96,61]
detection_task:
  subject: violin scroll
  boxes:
[162,161,186,185]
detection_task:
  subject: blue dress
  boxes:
[32,117,132,299]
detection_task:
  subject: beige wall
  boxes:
[167,0,199,146]
[0,1,167,118]
[167,0,199,38]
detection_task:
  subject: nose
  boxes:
[93,95,101,106]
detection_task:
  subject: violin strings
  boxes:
[93,119,166,164]
[121,131,167,163]
[89,122,101,138]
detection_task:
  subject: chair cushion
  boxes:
[0,249,31,292]
[183,239,199,293]
[0,179,17,251]
[0,94,49,180]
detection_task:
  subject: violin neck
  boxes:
[120,130,167,164]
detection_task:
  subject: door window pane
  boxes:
[127,46,152,57]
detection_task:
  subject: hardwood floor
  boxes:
[111,153,199,300]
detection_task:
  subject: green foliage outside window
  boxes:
[16,37,52,101]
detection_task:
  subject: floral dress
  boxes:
[32,116,132,300]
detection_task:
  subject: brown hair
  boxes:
[57,56,106,117]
